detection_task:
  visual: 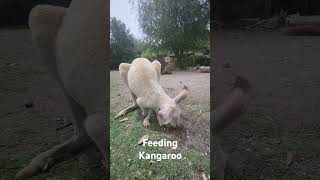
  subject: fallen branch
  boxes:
[56,122,73,131]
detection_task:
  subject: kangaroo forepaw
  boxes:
[143,119,150,128]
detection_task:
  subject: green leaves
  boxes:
[110,17,136,69]
[135,0,209,67]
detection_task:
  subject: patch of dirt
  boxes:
[160,125,187,148]
[213,30,320,179]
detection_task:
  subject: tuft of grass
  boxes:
[111,111,209,179]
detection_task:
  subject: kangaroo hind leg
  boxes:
[114,63,138,119]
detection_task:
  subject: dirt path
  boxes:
[213,30,320,179]
[0,29,105,179]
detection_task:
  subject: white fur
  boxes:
[116,58,188,127]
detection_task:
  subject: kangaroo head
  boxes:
[157,86,188,127]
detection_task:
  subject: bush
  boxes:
[180,54,209,68]
[141,49,157,60]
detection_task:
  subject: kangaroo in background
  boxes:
[212,76,251,180]
[15,0,108,179]
[114,58,188,128]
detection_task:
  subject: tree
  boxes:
[110,17,136,69]
[134,0,209,68]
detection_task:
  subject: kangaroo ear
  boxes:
[174,85,189,103]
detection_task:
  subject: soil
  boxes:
[0,28,105,179]
[213,30,320,179]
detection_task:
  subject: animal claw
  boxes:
[143,120,150,128]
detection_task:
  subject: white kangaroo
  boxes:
[15,0,108,179]
[114,58,188,128]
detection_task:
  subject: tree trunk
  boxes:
[192,55,195,67]
[174,49,184,69]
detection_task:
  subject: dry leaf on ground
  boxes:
[119,117,129,122]
[138,135,149,145]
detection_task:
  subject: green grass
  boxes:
[110,111,209,179]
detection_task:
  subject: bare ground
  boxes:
[0,29,105,179]
[213,30,320,179]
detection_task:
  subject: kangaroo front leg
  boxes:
[136,96,147,117]
[143,109,152,128]
[139,105,147,117]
